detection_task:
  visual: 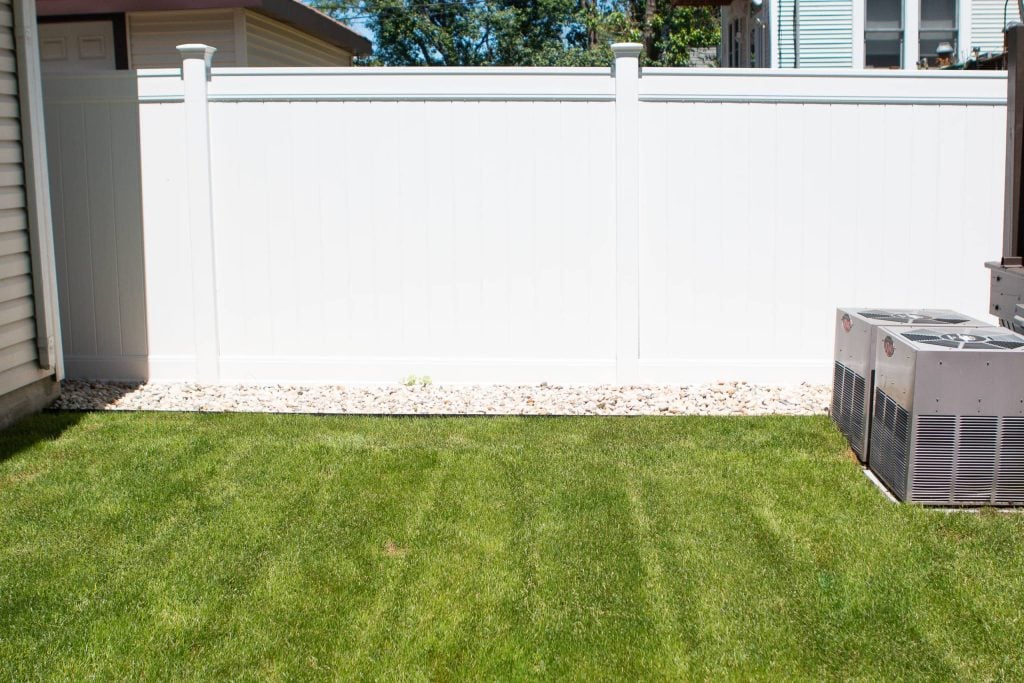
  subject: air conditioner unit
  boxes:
[869,326,1024,506]
[832,308,984,463]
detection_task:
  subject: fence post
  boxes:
[178,44,220,383]
[612,43,642,385]
[1003,25,1024,266]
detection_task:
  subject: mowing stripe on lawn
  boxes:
[3,413,1024,680]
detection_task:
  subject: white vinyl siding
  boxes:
[777,0,855,67]
[801,0,855,66]
[971,0,1020,54]
[126,10,239,68]
[735,0,1020,69]
[778,0,796,66]
[0,0,46,397]
[244,10,353,67]
[125,9,354,68]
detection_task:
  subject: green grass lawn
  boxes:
[2,412,1024,680]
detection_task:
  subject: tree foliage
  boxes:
[311,0,719,66]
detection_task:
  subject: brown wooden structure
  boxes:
[987,24,1024,332]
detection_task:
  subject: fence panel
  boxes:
[42,64,1009,385]
[206,70,617,383]
[637,69,1006,383]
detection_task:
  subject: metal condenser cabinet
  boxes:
[869,326,1024,506]
[832,308,982,463]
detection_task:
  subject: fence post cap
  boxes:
[177,44,216,80]
[177,44,217,64]
[611,43,643,58]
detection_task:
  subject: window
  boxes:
[865,0,903,68]
[728,19,742,67]
[920,0,957,66]
[751,22,767,68]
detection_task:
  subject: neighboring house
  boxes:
[0,0,62,429]
[721,0,1020,68]
[36,0,371,72]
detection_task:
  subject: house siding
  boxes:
[779,0,796,66]
[0,0,54,403]
[971,0,1020,54]
[126,9,240,68]
[740,0,1023,69]
[244,10,353,67]
[799,0,854,66]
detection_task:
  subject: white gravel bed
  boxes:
[52,380,831,416]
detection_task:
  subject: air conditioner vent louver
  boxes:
[955,417,999,504]
[997,418,1024,503]
[860,310,970,325]
[906,416,1024,505]
[831,363,841,412]
[831,362,866,457]
[869,389,910,500]
[912,415,956,504]
[901,330,1024,351]
[852,374,866,451]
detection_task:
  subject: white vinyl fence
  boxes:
[42,47,1008,385]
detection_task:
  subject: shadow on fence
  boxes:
[42,73,150,382]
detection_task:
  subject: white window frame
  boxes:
[856,0,964,69]
[919,0,960,65]
[863,0,907,68]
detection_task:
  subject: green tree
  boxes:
[655,4,720,65]
[580,0,720,64]
[311,0,719,66]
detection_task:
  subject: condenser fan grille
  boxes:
[870,389,911,500]
[859,310,970,325]
[901,329,1024,351]
[831,362,867,457]
[910,415,1024,505]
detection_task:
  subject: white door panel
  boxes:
[39,21,117,73]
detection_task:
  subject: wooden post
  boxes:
[1003,25,1024,266]
[178,44,220,382]
[612,43,642,385]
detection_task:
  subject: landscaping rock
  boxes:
[52,380,831,416]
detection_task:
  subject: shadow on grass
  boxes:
[0,412,84,466]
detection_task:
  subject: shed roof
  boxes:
[37,0,373,56]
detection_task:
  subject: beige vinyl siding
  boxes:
[971,0,1020,55]
[0,0,46,397]
[244,10,353,67]
[126,9,240,68]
